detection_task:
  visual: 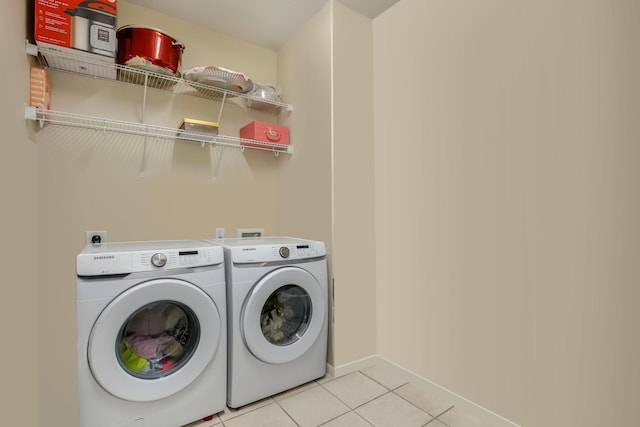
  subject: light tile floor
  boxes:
[184,364,494,427]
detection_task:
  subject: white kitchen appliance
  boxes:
[219,237,328,408]
[76,240,226,427]
[65,1,117,57]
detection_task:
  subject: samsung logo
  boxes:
[94,255,115,260]
[242,248,257,251]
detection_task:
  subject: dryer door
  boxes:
[87,278,221,402]
[242,266,326,364]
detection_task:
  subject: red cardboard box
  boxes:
[239,121,290,150]
[34,0,118,78]
[34,0,117,57]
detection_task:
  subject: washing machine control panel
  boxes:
[136,248,221,271]
[77,245,224,276]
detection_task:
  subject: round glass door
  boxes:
[88,278,221,402]
[261,285,312,346]
[242,267,326,364]
[118,301,199,379]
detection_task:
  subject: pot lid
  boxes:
[116,25,185,50]
[66,1,116,25]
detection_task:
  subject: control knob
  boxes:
[151,252,167,267]
[279,246,290,258]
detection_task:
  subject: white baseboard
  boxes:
[329,355,521,427]
[331,354,380,378]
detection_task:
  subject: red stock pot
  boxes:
[116,26,185,75]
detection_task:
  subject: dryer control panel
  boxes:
[226,240,326,264]
[77,241,224,276]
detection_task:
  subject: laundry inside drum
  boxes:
[260,285,312,346]
[117,301,200,379]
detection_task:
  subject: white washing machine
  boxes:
[220,237,328,408]
[76,240,226,427]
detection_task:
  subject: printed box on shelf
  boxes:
[34,0,118,79]
[177,118,220,141]
[29,66,51,110]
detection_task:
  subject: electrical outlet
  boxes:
[215,228,225,239]
[86,230,107,245]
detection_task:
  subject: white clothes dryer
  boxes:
[76,240,226,427]
[219,237,328,408]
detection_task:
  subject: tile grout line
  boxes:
[218,378,325,426]
[214,369,456,427]
[389,389,439,424]
[357,369,457,421]
[358,368,411,392]
[272,394,302,427]
[317,371,388,411]
[218,397,275,424]
[318,369,440,424]
[310,371,388,425]
[357,369,453,422]
[315,409,374,427]
[432,406,456,427]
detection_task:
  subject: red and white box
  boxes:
[34,0,118,78]
[239,121,290,150]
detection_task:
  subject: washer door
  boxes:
[88,278,221,402]
[242,266,326,364]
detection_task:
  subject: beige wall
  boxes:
[331,2,377,365]
[277,5,334,361]
[276,6,332,250]
[276,1,378,368]
[1,2,38,426]
[374,0,640,426]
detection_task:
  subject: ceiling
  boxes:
[126,0,400,50]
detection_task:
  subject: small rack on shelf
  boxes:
[25,42,294,161]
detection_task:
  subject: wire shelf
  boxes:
[27,42,293,111]
[25,106,293,155]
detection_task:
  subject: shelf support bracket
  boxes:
[25,41,39,57]
[139,136,151,177]
[24,105,35,120]
[217,92,227,124]
[140,73,149,124]
[138,73,151,176]
[210,145,225,181]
